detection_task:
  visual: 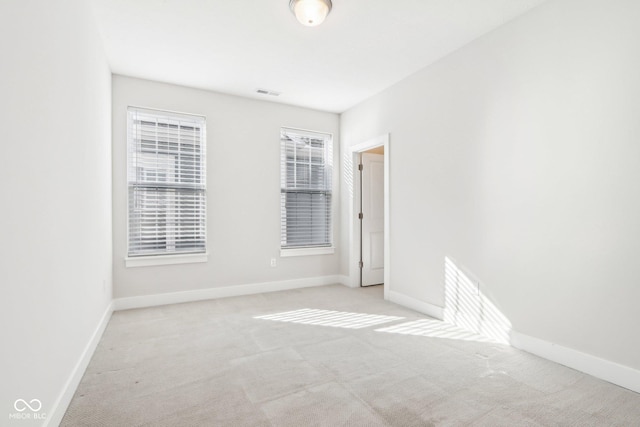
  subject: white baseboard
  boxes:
[45,302,114,427]
[510,331,640,394]
[112,275,341,311]
[388,290,444,320]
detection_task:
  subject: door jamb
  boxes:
[348,134,390,300]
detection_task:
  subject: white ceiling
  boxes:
[91,0,548,113]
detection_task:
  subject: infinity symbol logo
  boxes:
[14,399,42,412]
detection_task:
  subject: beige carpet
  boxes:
[62,285,640,426]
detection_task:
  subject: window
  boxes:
[280,127,333,251]
[127,107,206,259]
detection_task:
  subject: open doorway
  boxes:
[348,134,390,299]
[359,148,384,287]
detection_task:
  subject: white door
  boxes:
[361,153,384,286]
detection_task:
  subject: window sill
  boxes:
[280,247,335,257]
[125,252,208,268]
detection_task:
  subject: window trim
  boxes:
[280,126,334,251]
[125,106,208,263]
[280,246,335,258]
[125,252,209,268]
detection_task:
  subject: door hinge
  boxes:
[358,261,364,269]
[358,212,363,220]
[358,163,363,171]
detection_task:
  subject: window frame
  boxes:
[125,106,208,268]
[280,127,334,257]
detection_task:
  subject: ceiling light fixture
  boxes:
[289,0,332,27]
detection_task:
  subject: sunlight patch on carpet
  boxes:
[376,318,496,343]
[254,309,404,329]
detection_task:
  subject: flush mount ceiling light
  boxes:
[289,0,332,27]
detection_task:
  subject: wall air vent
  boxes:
[256,88,281,97]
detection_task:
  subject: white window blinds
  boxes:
[127,107,206,257]
[280,127,333,249]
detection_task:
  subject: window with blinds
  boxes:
[280,127,333,249]
[127,107,206,257]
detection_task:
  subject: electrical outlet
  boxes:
[270,258,277,267]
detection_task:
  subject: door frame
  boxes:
[348,134,390,300]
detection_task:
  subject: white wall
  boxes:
[112,76,340,298]
[341,0,640,371]
[0,0,113,425]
